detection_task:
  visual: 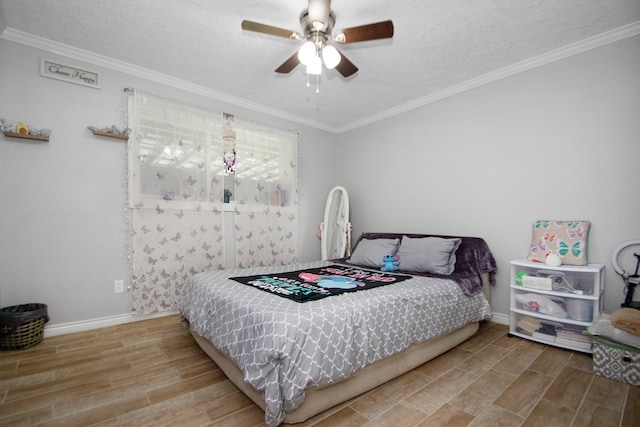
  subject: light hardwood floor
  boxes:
[1,315,638,426]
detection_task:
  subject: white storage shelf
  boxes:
[508,259,604,353]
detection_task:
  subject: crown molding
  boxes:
[336,20,640,134]
[0,28,336,133]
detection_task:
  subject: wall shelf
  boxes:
[3,131,49,142]
[91,129,129,140]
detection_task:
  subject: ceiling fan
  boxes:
[241,0,394,87]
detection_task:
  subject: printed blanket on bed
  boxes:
[180,260,492,427]
[230,264,412,302]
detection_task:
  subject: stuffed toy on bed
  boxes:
[379,254,400,272]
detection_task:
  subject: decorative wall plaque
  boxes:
[40,58,102,89]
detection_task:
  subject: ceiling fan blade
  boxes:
[334,20,394,44]
[334,51,358,77]
[275,52,301,74]
[241,20,302,40]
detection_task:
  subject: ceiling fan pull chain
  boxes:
[316,74,320,93]
[306,73,311,88]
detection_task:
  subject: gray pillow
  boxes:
[346,238,399,268]
[396,236,462,275]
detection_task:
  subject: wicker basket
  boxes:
[0,303,49,350]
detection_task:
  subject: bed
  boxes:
[180,232,497,426]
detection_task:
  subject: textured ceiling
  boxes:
[1,0,639,132]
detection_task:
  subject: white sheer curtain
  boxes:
[231,123,299,268]
[127,91,298,314]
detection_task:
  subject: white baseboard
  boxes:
[490,312,509,325]
[43,310,180,337]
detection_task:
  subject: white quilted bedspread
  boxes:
[180,260,492,426]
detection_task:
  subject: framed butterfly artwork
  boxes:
[527,220,591,265]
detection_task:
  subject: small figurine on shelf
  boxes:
[545,251,562,267]
[223,189,233,203]
[16,124,29,135]
[28,127,52,137]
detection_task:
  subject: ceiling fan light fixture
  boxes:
[321,44,341,69]
[306,55,322,75]
[297,41,316,66]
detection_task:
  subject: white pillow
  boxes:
[396,236,461,275]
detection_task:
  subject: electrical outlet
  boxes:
[114,279,125,293]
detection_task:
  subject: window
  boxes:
[127,91,298,314]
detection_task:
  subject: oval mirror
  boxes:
[321,186,350,260]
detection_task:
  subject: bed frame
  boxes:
[189,272,491,424]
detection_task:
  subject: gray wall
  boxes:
[0,39,337,325]
[1,34,638,329]
[335,35,640,317]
